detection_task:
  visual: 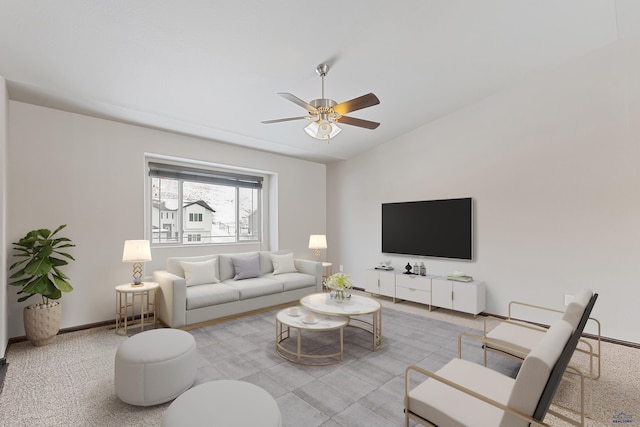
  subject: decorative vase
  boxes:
[23,302,62,346]
[335,289,346,303]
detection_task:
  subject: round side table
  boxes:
[115,281,159,336]
[322,262,332,291]
[276,307,348,365]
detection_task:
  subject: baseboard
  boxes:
[0,358,7,395]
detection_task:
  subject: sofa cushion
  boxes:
[231,254,261,280]
[219,252,258,281]
[186,283,240,310]
[181,258,220,286]
[167,254,218,278]
[263,272,315,292]
[271,253,297,275]
[224,277,283,299]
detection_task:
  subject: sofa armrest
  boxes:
[152,270,187,328]
[294,259,323,292]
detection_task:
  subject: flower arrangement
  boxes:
[325,273,352,291]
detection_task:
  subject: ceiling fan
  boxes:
[262,64,380,142]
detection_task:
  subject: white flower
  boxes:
[325,273,352,290]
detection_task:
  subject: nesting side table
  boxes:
[115,281,159,336]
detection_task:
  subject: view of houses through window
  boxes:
[149,162,262,245]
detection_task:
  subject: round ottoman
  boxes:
[115,328,197,406]
[162,380,282,427]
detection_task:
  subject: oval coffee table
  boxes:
[276,307,348,365]
[300,293,382,351]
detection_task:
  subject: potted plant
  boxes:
[9,224,76,346]
[325,272,353,303]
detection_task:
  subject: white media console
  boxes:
[363,269,486,317]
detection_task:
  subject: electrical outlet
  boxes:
[564,294,574,306]
[339,265,343,272]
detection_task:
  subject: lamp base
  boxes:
[130,262,144,287]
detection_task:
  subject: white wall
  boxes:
[0,77,8,357]
[327,36,640,344]
[5,103,325,339]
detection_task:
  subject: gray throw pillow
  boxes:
[231,254,261,280]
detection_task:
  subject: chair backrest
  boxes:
[561,289,593,330]
[532,292,598,421]
[501,319,573,427]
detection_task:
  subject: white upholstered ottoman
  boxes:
[162,380,282,427]
[115,328,197,406]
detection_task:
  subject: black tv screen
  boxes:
[382,198,472,260]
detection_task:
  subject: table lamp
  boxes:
[122,240,152,287]
[308,235,327,261]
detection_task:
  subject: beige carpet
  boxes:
[0,294,638,426]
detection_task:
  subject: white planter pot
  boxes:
[23,302,62,346]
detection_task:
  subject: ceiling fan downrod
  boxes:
[316,64,329,99]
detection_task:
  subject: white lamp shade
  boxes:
[308,235,327,249]
[304,121,341,140]
[122,240,152,263]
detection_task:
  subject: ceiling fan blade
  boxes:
[278,93,318,113]
[333,93,380,115]
[261,116,309,124]
[337,115,380,130]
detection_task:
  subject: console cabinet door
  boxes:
[452,281,486,315]
[431,278,453,310]
[379,271,395,297]
[363,269,381,294]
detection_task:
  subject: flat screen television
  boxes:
[382,197,472,260]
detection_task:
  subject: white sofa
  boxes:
[152,251,322,328]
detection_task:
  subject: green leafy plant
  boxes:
[325,272,353,290]
[9,224,76,304]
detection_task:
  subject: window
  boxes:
[149,161,263,245]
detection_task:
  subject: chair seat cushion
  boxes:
[485,321,546,357]
[408,358,515,427]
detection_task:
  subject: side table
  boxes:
[322,262,332,291]
[115,281,159,336]
[276,307,348,366]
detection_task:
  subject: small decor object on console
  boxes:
[420,262,426,276]
[447,271,473,282]
[325,273,353,303]
[375,260,393,271]
[404,263,412,274]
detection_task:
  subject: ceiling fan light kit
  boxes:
[262,63,380,143]
[305,120,341,140]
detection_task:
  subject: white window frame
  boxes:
[146,156,267,247]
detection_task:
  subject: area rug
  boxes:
[0,306,518,427]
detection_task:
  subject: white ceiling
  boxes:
[0,1,636,163]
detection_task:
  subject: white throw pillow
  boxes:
[271,253,297,275]
[180,258,220,286]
